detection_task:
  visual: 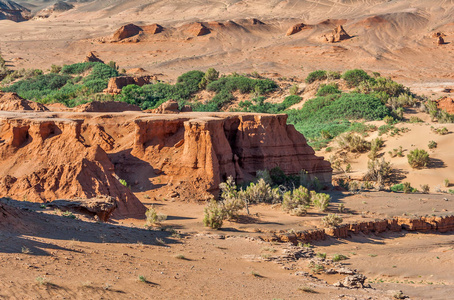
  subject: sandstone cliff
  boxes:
[0,111,331,216]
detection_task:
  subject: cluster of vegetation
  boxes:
[286,92,390,149]
[2,62,119,107]
[203,169,331,229]
[237,95,302,114]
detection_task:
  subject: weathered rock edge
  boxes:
[263,215,454,244]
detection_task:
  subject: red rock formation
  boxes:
[84,52,104,64]
[113,24,143,41]
[437,36,445,45]
[75,101,141,113]
[143,23,164,34]
[0,116,146,218]
[286,23,308,36]
[0,92,48,111]
[0,111,332,212]
[436,97,454,114]
[103,76,157,94]
[324,25,351,43]
[185,22,211,36]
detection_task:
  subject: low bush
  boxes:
[321,214,343,227]
[428,140,437,149]
[342,69,371,88]
[391,183,417,193]
[203,200,225,229]
[407,149,429,169]
[312,193,331,212]
[316,83,341,97]
[145,206,167,225]
[282,186,311,215]
[305,70,327,84]
[364,158,393,184]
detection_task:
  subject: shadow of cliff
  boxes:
[108,149,166,193]
[0,198,180,256]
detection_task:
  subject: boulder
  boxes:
[47,196,117,222]
[143,23,163,34]
[0,92,48,111]
[103,75,157,94]
[113,24,143,41]
[436,97,454,114]
[325,25,351,43]
[437,36,445,45]
[185,22,211,36]
[334,274,368,289]
[84,51,104,63]
[286,23,307,36]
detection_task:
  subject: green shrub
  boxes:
[336,132,371,153]
[420,184,430,194]
[407,149,429,169]
[145,206,167,225]
[321,214,343,227]
[342,69,371,88]
[316,83,341,97]
[287,93,390,142]
[364,158,393,184]
[383,116,395,124]
[428,140,437,149]
[282,186,311,215]
[61,62,97,74]
[203,200,225,229]
[332,254,348,262]
[305,70,327,84]
[312,193,331,212]
[242,178,281,204]
[391,183,417,193]
[327,71,341,80]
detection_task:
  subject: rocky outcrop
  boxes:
[0,92,48,111]
[0,0,30,22]
[324,25,351,43]
[286,23,308,36]
[437,36,445,45]
[147,100,192,114]
[47,196,117,222]
[143,23,163,34]
[75,101,141,112]
[84,51,104,64]
[0,116,146,218]
[436,97,454,114]
[112,23,143,41]
[103,75,157,94]
[131,113,332,199]
[266,215,454,245]
[185,22,211,36]
[0,111,331,209]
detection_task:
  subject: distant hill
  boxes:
[0,0,30,21]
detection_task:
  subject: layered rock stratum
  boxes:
[0,110,332,218]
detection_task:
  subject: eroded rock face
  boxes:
[0,111,332,208]
[47,196,117,222]
[103,76,157,94]
[286,23,308,36]
[0,117,146,219]
[185,22,211,36]
[84,51,104,63]
[113,23,143,41]
[0,92,48,111]
[75,101,141,112]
